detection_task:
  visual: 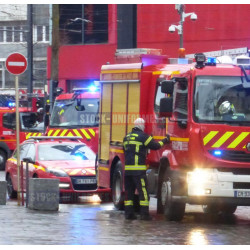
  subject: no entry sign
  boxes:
[5,53,27,75]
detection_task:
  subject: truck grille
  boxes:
[71,176,97,191]
[209,150,250,163]
[233,182,250,189]
[217,168,250,175]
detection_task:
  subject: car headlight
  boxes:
[47,168,68,177]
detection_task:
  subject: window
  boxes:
[25,144,36,162]
[173,79,188,120]
[194,76,250,124]
[59,4,108,45]
[6,26,12,42]
[0,25,27,43]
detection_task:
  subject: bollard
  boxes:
[28,178,59,211]
[0,181,7,205]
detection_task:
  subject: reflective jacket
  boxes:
[123,127,165,176]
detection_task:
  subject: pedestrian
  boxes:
[123,117,170,220]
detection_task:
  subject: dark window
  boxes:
[0,27,4,42]
[6,26,12,42]
[14,26,20,42]
[37,25,43,41]
[59,4,108,45]
[45,26,49,41]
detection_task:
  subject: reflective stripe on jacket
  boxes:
[123,127,165,175]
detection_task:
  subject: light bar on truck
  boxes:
[206,57,216,66]
[8,102,16,107]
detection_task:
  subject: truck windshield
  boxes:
[50,98,99,127]
[194,76,250,124]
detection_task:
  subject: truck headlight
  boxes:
[187,168,216,196]
[187,168,216,183]
[47,168,68,177]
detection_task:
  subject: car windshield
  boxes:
[50,98,99,127]
[194,76,250,124]
[38,144,96,161]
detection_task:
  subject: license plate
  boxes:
[75,178,97,184]
[235,191,250,198]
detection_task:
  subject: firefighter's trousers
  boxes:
[124,174,149,216]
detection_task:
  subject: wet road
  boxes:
[1,170,250,245]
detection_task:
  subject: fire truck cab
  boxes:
[97,49,250,221]
[46,87,100,153]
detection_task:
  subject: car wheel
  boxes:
[0,149,7,171]
[161,170,185,221]
[6,174,17,199]
[112,161,124,210]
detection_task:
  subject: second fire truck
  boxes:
[97,48,250,221]
[46,86,100,153]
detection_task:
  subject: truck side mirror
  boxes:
[161,80,175,95]
[159,97,173,117]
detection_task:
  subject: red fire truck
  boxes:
[46,86,100,153]
[97,48,250,221]
[0,95,44,170]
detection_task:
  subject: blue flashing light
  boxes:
[88,85,97,92]
[213,150,222,156]
[8,102,16,107]
[206,57,216,66]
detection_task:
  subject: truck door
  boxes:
[169,78,190,166]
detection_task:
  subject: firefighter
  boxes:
[123,118,170,220]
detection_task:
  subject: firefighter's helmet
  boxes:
[219,101,235,115]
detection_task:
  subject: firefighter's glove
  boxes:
[162,134,171,144]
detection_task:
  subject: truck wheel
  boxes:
[220,204,237,214]
[6,174,17,199]
[0,149,7,171]
[161,170,185,221]
[112,161,124,210]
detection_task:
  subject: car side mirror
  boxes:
[23,157,35,164]
[159,97,173,117]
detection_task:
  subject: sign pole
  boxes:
[15,75,21,206]
[5,52,27,206]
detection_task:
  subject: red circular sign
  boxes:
[5,53,27,75]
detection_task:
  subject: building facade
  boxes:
[47,4,250,92]
[0,4,50,90]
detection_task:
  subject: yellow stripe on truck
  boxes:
[203,131,219,145]
[227,132,250,149]
[212,132,234,148]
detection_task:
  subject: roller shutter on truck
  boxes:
[99,63,141,163]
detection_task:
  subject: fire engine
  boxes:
[97,48,250,221]
[46,86,100,153]
[0,91,45,170]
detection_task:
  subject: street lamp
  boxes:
[169,4,197,50]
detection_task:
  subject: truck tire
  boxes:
[0,149,7,171]
[220,204,237,214]
[6,174,17,199]
[112,161,124,210]
[203,204,237,215]
[161,170,185,221]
